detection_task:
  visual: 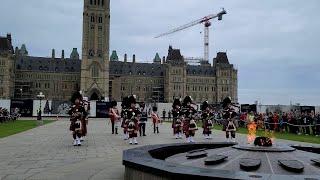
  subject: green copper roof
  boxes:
[153,53,161,62]
[110,50,119,61]
[70,48,79,59]
[20,44,28,56]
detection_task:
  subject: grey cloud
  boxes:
[1,0,319,104]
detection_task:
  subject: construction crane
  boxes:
[155,9,227,62]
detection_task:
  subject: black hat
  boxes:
[152,106,158,112]
[128,95,137,104]
[70,91,83,104]
[111,101,117,107]
[121,97,129,109]
[222,97,232,109]
[172,98,181,108]
[183,96,192,106]
[201,101,209,111]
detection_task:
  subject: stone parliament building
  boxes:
[0,0,237,104]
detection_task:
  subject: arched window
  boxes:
[102,0,104,6]
[91,63,99,77]
[90,0,93,5]
[94,0,96,5]
[91,15,95,22]
[98,0,100,5]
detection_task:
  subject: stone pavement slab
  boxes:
[0,119,317,180]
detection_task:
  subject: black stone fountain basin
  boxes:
[123,143,320,180]
[233,144,295,152]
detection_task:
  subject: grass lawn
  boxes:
[0,120,55,138]
[211,125,320,144]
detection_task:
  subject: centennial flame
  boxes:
[247,122,257,144]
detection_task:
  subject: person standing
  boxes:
[68,92,87,146]
[121,97,130,140]
[181,96,197,143]
[109,101,120,134]
[172,98,182,139]
[168,111,172,121]
[222,97,238,142]
[127,95,140,145]
[139,102,147,136]
[201,101,213,139]
[162,109,166,122]
[151,106,160,134]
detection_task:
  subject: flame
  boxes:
[263,130,275,144]
[247,122,257,144]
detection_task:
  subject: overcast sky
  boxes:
[1,0,319,105]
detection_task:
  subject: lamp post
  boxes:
[37,92,45,123]
[20,88,22,99]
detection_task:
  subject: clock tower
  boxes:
[81,0,110,100]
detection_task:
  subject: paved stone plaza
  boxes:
[0,119,317,180]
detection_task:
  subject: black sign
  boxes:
[96,101,111,118]
[300,106,315,113]
[241,104,257,113]
[10,99,33,117]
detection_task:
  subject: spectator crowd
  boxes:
[0,107,20,123]
[238,111,320,136]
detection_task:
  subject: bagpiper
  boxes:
[222,97,238,142]
[126,95,140,145]
[68,92,88,146]
[172,98,182,139]
[201,101,214,139]
[80,95,90,142]
[181,96,198,143]
[121,97,130,140]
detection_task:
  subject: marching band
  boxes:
[68,92,239,146]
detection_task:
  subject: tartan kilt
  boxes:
[81,119,87,136]
[69,121,81,132]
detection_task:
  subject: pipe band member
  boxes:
[201,101,214,139]
[69,92,87,146]
[127,95,140,145]
[121,97,130,140]
[80,97,90,141]
[172,98,183,139]
[182,96,197,143]
[222,97,238,142]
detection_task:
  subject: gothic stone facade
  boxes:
[0,39,237,104]
[109,46,238,103]
[80,0,110,100]
[0,34,15,99]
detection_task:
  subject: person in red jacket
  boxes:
[151,106,161,134]
[109,101,120,135]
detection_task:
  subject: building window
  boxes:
[94,0,96,5]
[102,0,104,6]
[98,17,103,23]
[98,0,100,5]
[91,64,99,77]
[91,16,95,22]
[90,0,93,5]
